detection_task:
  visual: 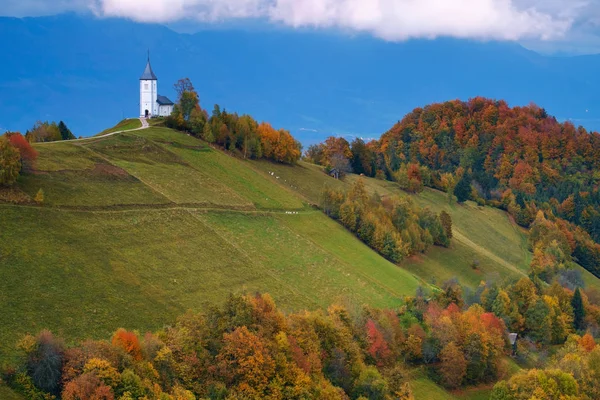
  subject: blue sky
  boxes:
[1,0,599,55]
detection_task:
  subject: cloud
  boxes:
[0,0,594,44]
[92,0,580,41]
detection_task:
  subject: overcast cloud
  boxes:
[2,0,598,49]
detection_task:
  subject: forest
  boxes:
[306,98,600,278]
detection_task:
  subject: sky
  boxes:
[1,0,599,54]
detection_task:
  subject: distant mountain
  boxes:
[1,13,599,143]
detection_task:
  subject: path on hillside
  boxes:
[37,118,149,144]
[452,228,526,276]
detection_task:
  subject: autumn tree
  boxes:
[111,329,142,360]
[62,373,114,400]
[0,137,22,185]
[439,342,467,388]
[26,121,62,142]
[7,132,38,170]
[216,326,275,397]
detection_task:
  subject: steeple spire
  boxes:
[140,52,157,81]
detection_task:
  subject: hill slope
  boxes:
[0,127,423,362]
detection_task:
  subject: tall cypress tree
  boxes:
[572,287,585,331]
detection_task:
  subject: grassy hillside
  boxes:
[0,127,423,363]
[96,118,142,136]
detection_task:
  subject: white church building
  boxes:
[139,56,174,118]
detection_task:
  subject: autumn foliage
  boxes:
[6,132,37,169]
[165,79,302,164]
[309,98,600,279]
[111,329,142,361]
[4,293,514,399]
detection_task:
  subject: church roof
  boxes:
[140,59,157,80]
[157,95,174,105]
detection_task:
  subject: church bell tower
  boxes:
[140,53,158,118]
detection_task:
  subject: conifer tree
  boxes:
[453,173,471,203]
[572,287,585,331]
[58,121,75,141]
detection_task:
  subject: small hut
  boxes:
[508,333,518,355]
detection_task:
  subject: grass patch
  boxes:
[170,146,305,210]
[96,118,142,136]
[0,386,24,400]
[252,160,347,204]
[0,206,418,361]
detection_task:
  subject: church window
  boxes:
[144,83,149,90]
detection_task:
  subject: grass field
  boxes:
[0,127,424,364]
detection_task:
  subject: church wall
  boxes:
[140,79,158,117]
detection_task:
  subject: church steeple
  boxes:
[140,51,157,81]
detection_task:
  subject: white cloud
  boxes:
[1,0,594,44]
[91,0,579,41]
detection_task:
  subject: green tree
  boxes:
[572,287,586,331]
[352,366,389,400]
[454,173,471,203]
[0,137,21,186]
[525,298,551,344]
[58,121,75,140]
[440,211,453,239]
[173,78,200,121]
[202,121,215,143]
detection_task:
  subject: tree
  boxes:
[440,211,453,239]
[111,329,142,360]
[217,326,275,396]
[572,287,586,331]
[7,132,38,170]
[173,78,200,121]
[173,78,195,99]
[25,330,64,395]
[62,373,114,400]
[439,342,467,388]
[26,121,62,142]
[58,121,75,140]
[352,366,389,400]
[202,121,215,143]
[0,137,21,186]
[454,173,471,203]
[34,189,44,204]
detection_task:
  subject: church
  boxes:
[139,56,174,118]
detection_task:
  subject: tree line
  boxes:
[321,180,451,263]
[306,98,600,279]
[3,292,512,400]
[164,78,302,165]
